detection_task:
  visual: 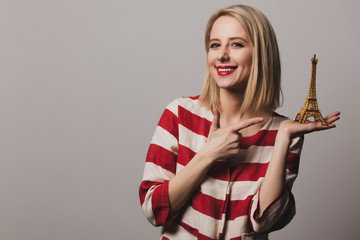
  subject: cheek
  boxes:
[207,55,217,78]
[236,52,252,64]
[244,51,253,66]
[246,55,253,67]
[207,52,216,67]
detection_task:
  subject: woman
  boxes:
[139,4,340,240]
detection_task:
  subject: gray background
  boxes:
[0,0,359,239]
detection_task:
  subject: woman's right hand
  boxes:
[169,110,263,213]
[200,110,264,162]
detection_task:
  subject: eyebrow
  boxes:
[209,37,248,43]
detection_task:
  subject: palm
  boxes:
[280,111,340,138]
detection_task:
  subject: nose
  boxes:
[217,46,230,62]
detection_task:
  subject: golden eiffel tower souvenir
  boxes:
[295,54,327,125]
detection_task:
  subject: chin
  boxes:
[218,84,240,91]
[217,81,246,92]
[215,79,239,88]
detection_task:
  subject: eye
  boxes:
[232,42,244,48]
[210,43,220,48]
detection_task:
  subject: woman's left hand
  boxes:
[279,111,340,139]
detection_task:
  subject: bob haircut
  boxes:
[199,5,282,113]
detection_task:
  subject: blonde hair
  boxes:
[199,5,282,113]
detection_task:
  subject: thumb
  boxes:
[210,109,220,134]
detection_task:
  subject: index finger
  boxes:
[231,117,264,132]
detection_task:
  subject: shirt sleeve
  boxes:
[139,100,179,227]
[249,135,304,233]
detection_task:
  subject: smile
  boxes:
[216,65,238,76]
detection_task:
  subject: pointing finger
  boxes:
[231,117,264,132]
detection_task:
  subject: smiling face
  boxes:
[207,15,253,92]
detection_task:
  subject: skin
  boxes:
[207,15,253,93]
[168,15,340,219]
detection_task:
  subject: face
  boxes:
[207,16,253,92]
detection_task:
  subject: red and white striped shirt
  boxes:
[139,96,303,240]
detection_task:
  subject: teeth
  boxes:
[218,68,234,72]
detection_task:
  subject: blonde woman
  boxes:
[139,4,340,240]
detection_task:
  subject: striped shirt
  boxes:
[139,96,303,240]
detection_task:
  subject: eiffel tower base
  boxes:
[295,109,327,125]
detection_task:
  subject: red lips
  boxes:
[216,65,238,76]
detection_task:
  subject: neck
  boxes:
[219,89,244,116]
[218,89,271,129]
[219,89,248,127]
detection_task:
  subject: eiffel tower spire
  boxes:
[295,54,327,125]
[308,55,318,99]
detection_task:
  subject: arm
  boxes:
[251,111,340,232]
[256,129,293,218]
[169,110,264,214]
[139,101,179,227]
[140,103,265,226]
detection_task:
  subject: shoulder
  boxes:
[272,112,304,149]
[273,112,290,121]
[165,95,213,121]
[268,112,291,130]
[166,95,200,110]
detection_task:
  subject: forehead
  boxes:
[210,15,248,40]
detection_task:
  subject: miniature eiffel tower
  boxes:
[295,54,327,125]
